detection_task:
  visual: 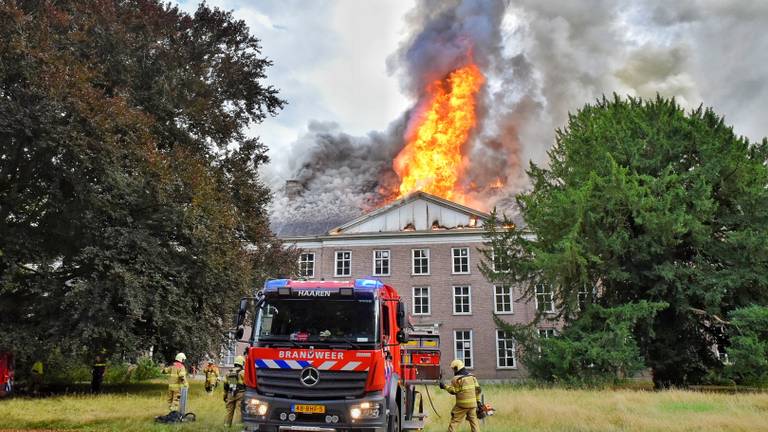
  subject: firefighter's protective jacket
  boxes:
[204,364,219,384]
[163,361,188,391]
[445,372,481,409]
[31,361,44,376]
[224,366,245,393]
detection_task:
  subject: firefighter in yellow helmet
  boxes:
[439,359,481,432]
[224,355,246,427]
[162,353,189,416]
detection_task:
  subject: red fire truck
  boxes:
[232,279,440,432]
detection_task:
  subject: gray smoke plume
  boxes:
[270,0,768,229]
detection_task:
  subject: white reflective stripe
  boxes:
[264,359,279,369]
[285,360,302,369]
[318,361,336,370]
[341,361,361,371]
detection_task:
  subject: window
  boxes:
[335,251,351,277]
[578,285,596,310]
[491,249,511,273]
[454,330,473,369]
[538,328,556,339]
[299,253,315,278]
[452,247,470,274]
[412,287,430,315]
[494,285,513,314]
[373,250,390,276]
[412,249,430,275]
[496,330,516,368]
[453,286,472,315]
[535,284,555,313]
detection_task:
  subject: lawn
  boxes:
[1,380,768,431]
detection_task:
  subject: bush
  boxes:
[132,357,163,382]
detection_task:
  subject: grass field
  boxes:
[1,380,768,431]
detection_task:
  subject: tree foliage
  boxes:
[723,305,768,386]
[497,301,665,386]
[483,95,768,387]
[0,0,297,366]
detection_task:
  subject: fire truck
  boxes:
[232,278,441,432]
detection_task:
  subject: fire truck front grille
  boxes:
[256,369,368,400]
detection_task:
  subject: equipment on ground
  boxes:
[155,386,196,423]
[232,278,442,431]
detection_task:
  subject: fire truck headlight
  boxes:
[244,397,269,416]
[350,402,380,420]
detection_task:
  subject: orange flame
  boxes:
[393,62,485,203]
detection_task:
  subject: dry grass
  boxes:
[1,381,767,431]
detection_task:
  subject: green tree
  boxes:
[496,301,665,386]
[483,95,768,387]
[724,305,768,386]
[0,0,297,367]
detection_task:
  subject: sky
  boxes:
[177,0,415,186]
[176,0,768,218]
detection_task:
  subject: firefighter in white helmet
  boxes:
[439,359,481,432]
[161,353,189,417]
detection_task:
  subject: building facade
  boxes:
[276,191,555,380]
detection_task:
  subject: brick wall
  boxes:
[296,238,540,380]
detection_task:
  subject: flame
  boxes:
[393,62,485,203]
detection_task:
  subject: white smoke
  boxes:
[269,0,768,228]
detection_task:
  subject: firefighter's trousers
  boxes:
[225,390,244,426]
[166,389,181,412]
[447,405,480,432]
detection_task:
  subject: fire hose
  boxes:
[423,384,441,419]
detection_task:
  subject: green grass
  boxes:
[1,380,768,431]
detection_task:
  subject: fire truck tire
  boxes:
[387,401,400,432]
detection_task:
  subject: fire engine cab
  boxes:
[233,278,440,432]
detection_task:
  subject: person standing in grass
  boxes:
[203,360,220,395]
[439,359,481,432]
[223,355,246,427]
[30,360,44,395]
[91,349,107,394]
[162,352,189,416]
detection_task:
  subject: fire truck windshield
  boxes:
[256,298,376,345]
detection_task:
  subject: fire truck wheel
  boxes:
[387,402,400,432]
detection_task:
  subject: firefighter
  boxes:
[203,360,220,394]
[30,360,44,395]
[161,352,189,418]
[223,355,246,427]
[91,349,107,394]
[439,359,481,432]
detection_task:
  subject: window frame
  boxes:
[299,252,315,278]
[334,250,352,277]
[452,285,472,315]
[493,284,514,314]
[454,329,474,369]
[412,286,431,316]
[451,247,470,274]
[411,248,430,275]
[372,249,391,277]
[535,283,555,313]
[538,328,557,339]
[495,329,517,369]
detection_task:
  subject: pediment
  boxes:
[330,191,489,235]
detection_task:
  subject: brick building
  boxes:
[273,191,554,380]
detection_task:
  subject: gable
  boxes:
[331,192,488,235]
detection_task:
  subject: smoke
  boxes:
[270,0,768,228]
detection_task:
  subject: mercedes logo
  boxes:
[300,367,320,387]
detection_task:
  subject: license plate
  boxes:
[291,404,325,414]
